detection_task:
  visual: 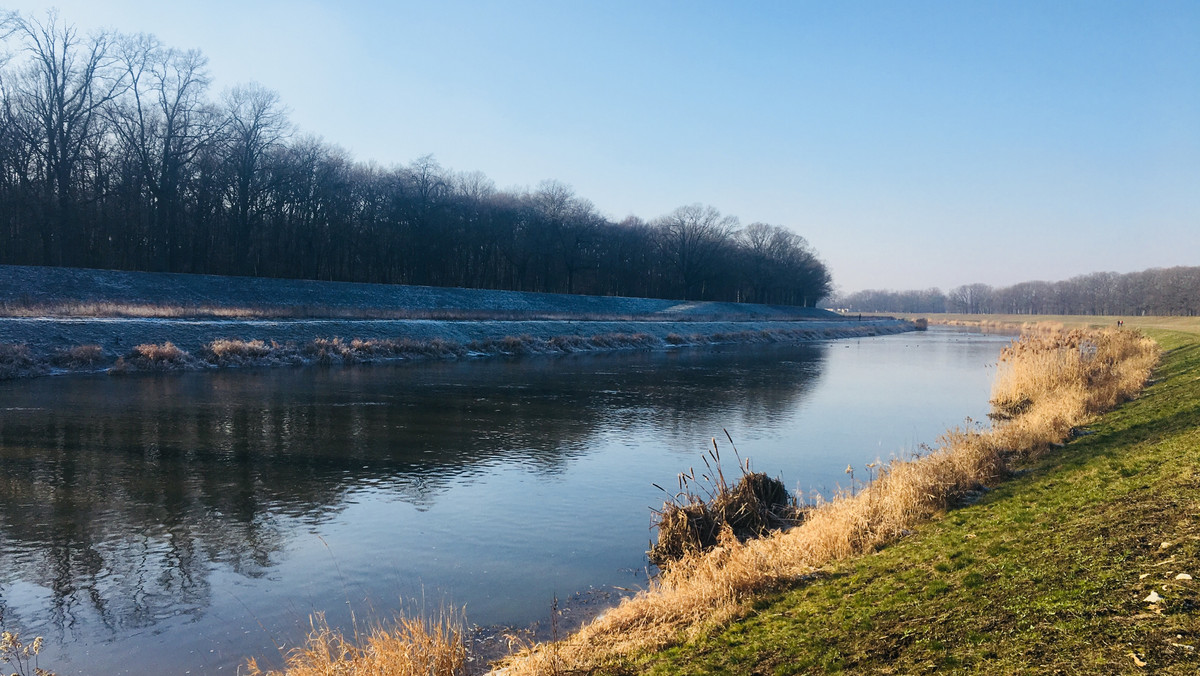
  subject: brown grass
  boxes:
[0,342,41,380]
[49,344,105,368]
[1,629,55,676]
[649,444,803,567]
[894,312,1200,337]
[111,341,196,372]
[245,612,467,676]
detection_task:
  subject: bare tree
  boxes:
[221,82,289,270]
[0,9,838,307]
[109,33,219,269]
[4,10,127,264]
[655,204,739,299]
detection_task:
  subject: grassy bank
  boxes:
[899,312,1200,336]
[620,326,1199,674]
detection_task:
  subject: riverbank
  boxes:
[0,318,907,380]
[243,322,1168,674]
[896,311,1200,335]
[614,324,1199,674]
[0,265,910,380]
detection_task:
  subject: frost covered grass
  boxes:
[0,324,902,380]
[0,299,815,323]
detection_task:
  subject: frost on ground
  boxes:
[0,265,911,378]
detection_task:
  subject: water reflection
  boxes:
[0,345,827,670]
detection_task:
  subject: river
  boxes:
[0,328,1010,674]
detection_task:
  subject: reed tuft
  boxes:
[245,611,467,676]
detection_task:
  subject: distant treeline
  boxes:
[837,267,1200,316]
[0,11,831,305]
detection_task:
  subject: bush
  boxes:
[50,344,105,368]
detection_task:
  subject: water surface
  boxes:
[0,328,1009,674]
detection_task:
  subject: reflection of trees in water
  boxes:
[0,344,825,638]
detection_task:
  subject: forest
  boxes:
[0,11,831,306]
[837,266,1200,316]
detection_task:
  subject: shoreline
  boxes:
[483,324,1162,675]
[616,324,1195,674]
[0,317,913,381]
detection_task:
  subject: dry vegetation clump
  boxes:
[49,344,105,368]
[113,341,198,372]
[0,342,46,380]
[546,334,588,352]
[2,629,55,676]
[202,338,277,365]
[245,613,467,676]
[650,444,804,566]
[500,334,535,354]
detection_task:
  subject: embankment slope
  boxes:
[629,327,1200,675]
[0,265,908,377]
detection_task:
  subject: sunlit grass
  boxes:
[245,611,467,676]
[892,312,1200,336]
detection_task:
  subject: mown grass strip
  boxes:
[628,330,1200,675]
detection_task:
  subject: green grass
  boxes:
[623,329,1200,675]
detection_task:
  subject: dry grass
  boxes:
[245,612,467,676]
[1,630,55,676]
[49,344,104,368]
[0,342,42,380]
[895,312,1200,337]
[494,327,1160,674]
[650,444,803,567]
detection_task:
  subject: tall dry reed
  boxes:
[245,612,467,676]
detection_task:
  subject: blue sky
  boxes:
[6,1,1199,293]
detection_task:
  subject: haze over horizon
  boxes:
[4,1,1198,294]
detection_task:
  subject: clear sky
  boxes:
[5,1,1199,294]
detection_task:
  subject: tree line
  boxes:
[0,11,832,306]
[837,266,1200,316]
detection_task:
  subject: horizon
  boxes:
[3,1,1198,294]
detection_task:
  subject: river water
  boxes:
[0,328,1010,674]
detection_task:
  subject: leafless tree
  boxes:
[655,203,739,299]
[4,10,127,264]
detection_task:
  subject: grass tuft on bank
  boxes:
[245,612,467,676]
